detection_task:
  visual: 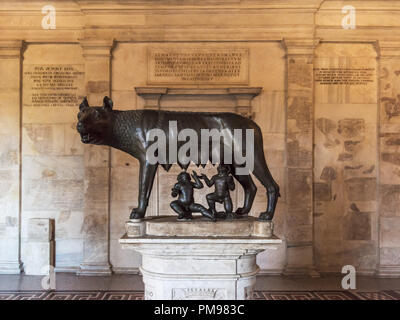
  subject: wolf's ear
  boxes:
[79,97,89,111]
[103,96,113,111]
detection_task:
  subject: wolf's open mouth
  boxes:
[81,133,90,143]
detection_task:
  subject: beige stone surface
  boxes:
[23,241,55,275]
[0,0,399,277]
[315,44,378,104]
[378,45,400,276]
[27,218,54,242]
[313,43,379,274]
[0,41,23,273]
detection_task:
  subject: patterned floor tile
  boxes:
[0,290,399,300]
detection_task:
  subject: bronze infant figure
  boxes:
[76,96,280,221]
[200,165,236,220]
[170,171,216,221]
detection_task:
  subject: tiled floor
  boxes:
[1,290,400,300]
[1,273,399,292]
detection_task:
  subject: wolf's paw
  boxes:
[130,208,145,220]
[258,211,273,221]
[226,212,239,220]
[235,207,249,216]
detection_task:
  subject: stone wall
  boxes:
[314,43,379,274]
[21,45,86,272]
[0,0,399,277]
[378,41,400,277]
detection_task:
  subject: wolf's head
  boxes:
[76,96,114,145]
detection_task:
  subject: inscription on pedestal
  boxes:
[23,64,85,107]
[148,48,249,84]
[172,288,226,300]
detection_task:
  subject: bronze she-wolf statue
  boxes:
[76,96,280,221]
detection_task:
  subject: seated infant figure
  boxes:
[170,171,216,221]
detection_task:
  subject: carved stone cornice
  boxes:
[135,87,261,118]
[79,39,115,59]
[135,87,168,109]
[77,0,324,11]
[282,38,320,57]
[377,40,400,59]
[0,40,23,59]
[228,87,262,118]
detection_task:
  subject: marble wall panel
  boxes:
[20,44,85,270]
[380,218,400,248]
[110,239,141,273]
[55,238,83,271]
[380,247,400,266]
[0,44,22,273]
[314,43,378,273]
[378,53,400,276]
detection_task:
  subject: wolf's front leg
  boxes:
[130,161,158,219]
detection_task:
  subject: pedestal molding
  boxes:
[0,261,23,274]
[140,266,260,281]
[112,267,140,274]
[77,263,112,276]
[376,265,400,278]
[283,266,320,277]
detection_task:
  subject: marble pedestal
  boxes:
[24,218,55,275]
[119,216,282,300]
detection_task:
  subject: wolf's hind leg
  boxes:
[252,156,280,221]
[230,167,257,215]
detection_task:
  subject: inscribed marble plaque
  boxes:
[23,64,85,107]
[148,48,249,84]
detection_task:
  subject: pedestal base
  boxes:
[376,265,400,278]
[24,241,55,275]
[120,216,282,300]
[77,263,112,276]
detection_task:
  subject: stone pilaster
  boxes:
[0,40,23,274]
[282,39,319,277]
[77,39,114,275]
[376,41,400,277]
